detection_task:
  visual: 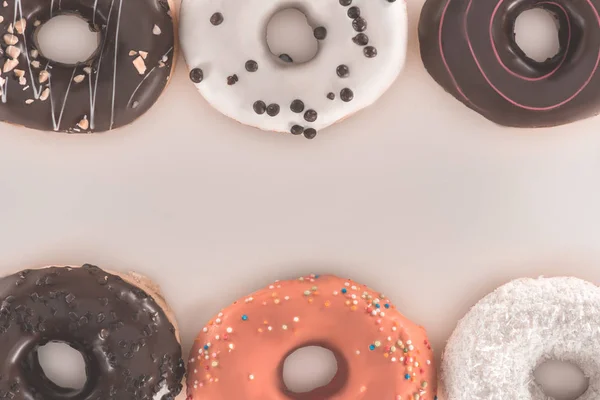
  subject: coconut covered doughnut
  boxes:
[0,264,185,399]
[179,0,407,139]
[0,0,176,133]
[442,277,600,400]
[187,274,437,400]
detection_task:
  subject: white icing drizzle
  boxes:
[127,46,174,107]
[110,0,124,129]
[49,67,76,131]
[92,0,99,25]
[179,0,408,134]
[89,0,116,130]
[14,0,42,99]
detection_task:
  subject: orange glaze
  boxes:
[187,275,437,400]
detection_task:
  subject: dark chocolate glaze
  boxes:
[419,0,600,127]
[0,0,175,133]
[0,264,184,400]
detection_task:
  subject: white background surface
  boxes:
[1,0,600,385]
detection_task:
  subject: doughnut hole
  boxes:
[534,360,589,400]
[37,341,88,390]
[35,15,100,65]
[514,8,560,62]
[281,345,347,398]
[266,8,319,64]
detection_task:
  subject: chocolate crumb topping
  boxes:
[304,128,317,139]
[304,109,318,122]
[253,100,267,114]
[348,6,361,18]
[245,60,258,72]
[291,125,304,135]
[336,64,350,78]
[353,33,369,46]
[364,46,378,58]
[290,99,305,113]
[314,26,328,40]
[267,103,280,116]
[352,17,367,32]
[210,12,224,25]
[340,88,354,102]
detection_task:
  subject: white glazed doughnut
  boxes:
[442,277,600,400]
[179,0,407,139]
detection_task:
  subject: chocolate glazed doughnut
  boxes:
[419,0,600,127]
[0,0,175,133]
[0,264,185,399]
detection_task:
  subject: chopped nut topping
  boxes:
[6,45,20,59]
[77,116,89,130]
[0,16,4,23]
[129,50,137,56]
[34,20,41,27]
[31,49,39,58]
[2,59,18,73]
[40,87,49,101]
[18,76,26,85]
[7,23,13,33]
[39,70,50,83]
[14,19,26,34]
[83,66,92,74]
[3,2,8,7]
[31,60,40,68]
[139,51,148,59]
[0,77,5,86]
[153,24,161,35]
[25,99,34,104]
[158,61,165,68]
[132,56,146,75]
[13,69,25,78]
[3,34,18,45]
[73,74,85,83]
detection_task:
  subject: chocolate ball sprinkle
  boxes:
[339,0,352,5]
[336,64,350,78]
[267,104,280,117]
[245,60,258,72]
[364,46,378,58]
[327,92,335,100]
[253,101,266,114]
[304,109,318,122]
[314,26,328,40]
[348,6,360,18]
[189,68,203,83]
[353,33,369,46]
[290,100,305,113]
[304,128,317,139]
[227,74,239,85]
[340,88,354,102]
[291,125,304,135]
[279,54,294,63]
[210,12,224,25]
[352,17,367,32]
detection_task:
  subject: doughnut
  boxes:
[187,274,437,399]
[0,264,185,399]
[0,0,176,133]
[442,277,600,400]
[419,0,600,127]
[179,0,408,139]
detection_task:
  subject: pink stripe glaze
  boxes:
[438,0,471,103]
[463,0,600,110]
[489,1,571,82]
